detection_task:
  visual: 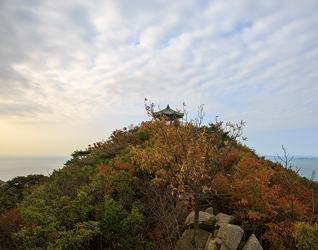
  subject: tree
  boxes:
[0,207,21,250]
[295,222,318,250]
[0,174,48,214]
[276,145,315,222]
[12,160,147,250]
[139,179,185,249]
[132,101,245,250]
[230,156,284,233]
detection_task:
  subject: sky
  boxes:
[0,0,317,157]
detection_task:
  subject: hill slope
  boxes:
[0,119,318,249]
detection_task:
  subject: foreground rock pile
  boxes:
[176,207,263,250]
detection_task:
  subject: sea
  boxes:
[265,156,318,180]
[0,155,317,183]
[0,155,70,182]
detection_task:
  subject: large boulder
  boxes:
[205,207,214,215]
[217,224,244,250]
[176,228,211,250]
[215,213,235,227]
[206,235,222,250]
[242,234,263,250]
[185,211,216,231]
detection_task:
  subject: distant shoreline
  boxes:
[265,155,317,160]
[296,157,316,160]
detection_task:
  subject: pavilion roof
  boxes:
[153,104,184,120]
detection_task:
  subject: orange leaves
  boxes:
[247,211,262,220]
[221,148,240,169]
[262,220,296,249]
[156,169,167,177]
[228,153,318,249]
[92,160,136,198]
[230,156,285,234]
[132,118,238,199]
[97,163,112,176]
[240,198,248,205]
[96,160,135,177]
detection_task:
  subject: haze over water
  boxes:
[0,155,70,182]
[265,156,318,180]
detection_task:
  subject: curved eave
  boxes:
[153,104,184,120]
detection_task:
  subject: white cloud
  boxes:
[0,0,318,154]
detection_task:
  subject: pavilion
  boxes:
[153,104,184,125]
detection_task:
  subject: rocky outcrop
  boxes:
[217,224,243,250]
[215,213,235,227]
[177,228,210,250]
[205,234,222,250]
[185,211,216,231]
[242,234,263,250]
[176,207,263,250]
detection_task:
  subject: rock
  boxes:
[205,233,213,249]
[176,228,210,250]
[205,207,214,215]
[214,229,219,237]
[216,213,235,227]
[185,211,216,231]
[220,243,231,250]
[242,234,263,250]
[215,237,222,245]
[206,236,222,250]
[217,224,244,250]
[178,210,263,250]
[206,238,219,250]
[220,244,231,250]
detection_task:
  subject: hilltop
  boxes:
[1,114,318,249]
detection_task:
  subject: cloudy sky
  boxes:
[1,0,317,156]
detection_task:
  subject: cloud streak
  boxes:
[1,0,317,154]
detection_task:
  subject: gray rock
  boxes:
[206,236,222,250]
[176,228,210,250]
[217,224,244,250]
[220,243,231,250]
[206,239,219,250]
[242,234,263,250]
[185,211,216,231]
[205,233,214,249]
[205,207,214,215]
[216,213,235,227]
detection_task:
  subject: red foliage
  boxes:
[231,157,284,228]
[97,160,135,176]
[222,148,240,169]
[93,160,136,198]
[262,220,296,250]
[225,154,318,249]
[0,208,22,250]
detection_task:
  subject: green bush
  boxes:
[295,222,318,250]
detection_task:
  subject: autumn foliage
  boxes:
[0,106,318,249]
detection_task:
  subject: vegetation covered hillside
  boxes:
[1,106,318,250]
